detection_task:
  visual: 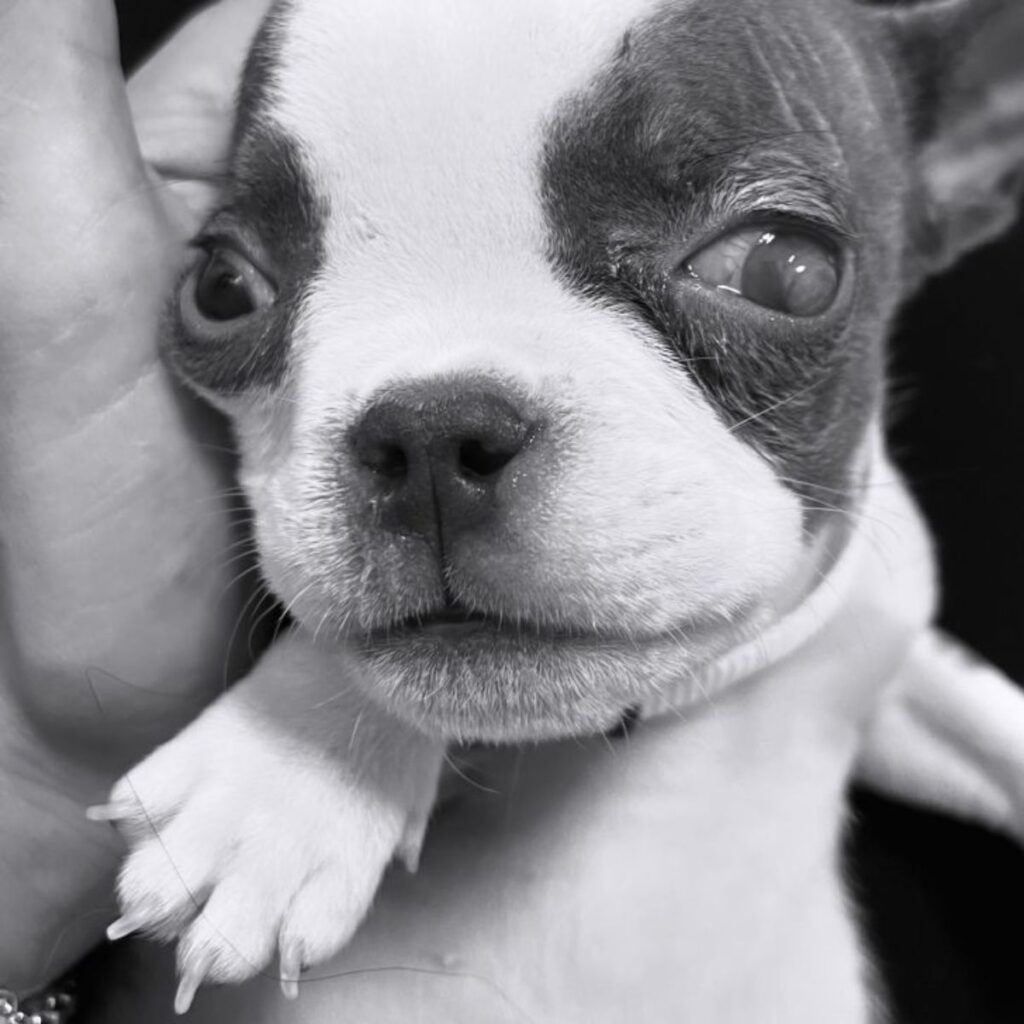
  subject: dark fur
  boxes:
[540,0,914,517]
[164,6,326,396]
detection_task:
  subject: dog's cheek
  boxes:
[423,318,810,633]
[490,393,806,632]
[233,409,442,634]
[222,390,341,624]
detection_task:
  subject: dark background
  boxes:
[113,4,1024,1021]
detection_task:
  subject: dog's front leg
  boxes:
[855,628,1024,839]
[92,631,444,1011]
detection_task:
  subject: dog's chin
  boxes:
[355,608,761,742]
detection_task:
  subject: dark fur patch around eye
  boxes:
[232,0,295,149]
[539,0,891,521]
[164,2,327,397]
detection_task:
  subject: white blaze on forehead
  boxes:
[269,0,664,259]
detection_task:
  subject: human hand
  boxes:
[0,0,269,988]
[0,0,273,774]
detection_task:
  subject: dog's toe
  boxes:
[277,861,380,976]
[113,798,227,941]
[105,746,199,840]
[174,873,286,997]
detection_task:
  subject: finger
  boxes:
[0,0,173,370]
[0,0,156,264]
[128,0,273,227]
[0,0,120,103]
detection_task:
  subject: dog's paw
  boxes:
[90,701,413,1012]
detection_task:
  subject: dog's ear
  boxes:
[863,0,1024,276]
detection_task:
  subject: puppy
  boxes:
[92,0,1024,1018]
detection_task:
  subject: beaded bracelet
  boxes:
[0,978,77,1024]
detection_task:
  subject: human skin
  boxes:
[0,1,915,1017]
[0,0,270,990]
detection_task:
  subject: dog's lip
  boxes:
[360,602,742,647]
[401,607,493,639]
[363,605,601,644]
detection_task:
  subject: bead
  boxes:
[0,980,75,1024]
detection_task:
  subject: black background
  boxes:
[112,4,1024,1021]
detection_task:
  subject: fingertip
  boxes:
[0,0,120,99]
[0,0,159,248]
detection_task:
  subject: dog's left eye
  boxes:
[683,227,840,317]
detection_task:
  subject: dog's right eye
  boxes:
[184,246,276,326]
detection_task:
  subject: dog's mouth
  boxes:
[363,603,598,645]
[353,594,771,741]
[359,597,750,651]
[391,605,494,640]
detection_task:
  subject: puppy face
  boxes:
[166,0,920,740]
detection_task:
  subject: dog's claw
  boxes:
[279,945,302,1000]
[174,964,206,1016]
[86,801,134,822]
[106,916,139,942]
[398,813,429,873]
[398,841,421,873]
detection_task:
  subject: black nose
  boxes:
[351,379,533,549]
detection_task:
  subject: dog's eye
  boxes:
[187,247,276,324]
[684,227,840,317]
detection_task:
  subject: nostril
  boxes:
[360,440,408,478]
[458,438,520,478]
